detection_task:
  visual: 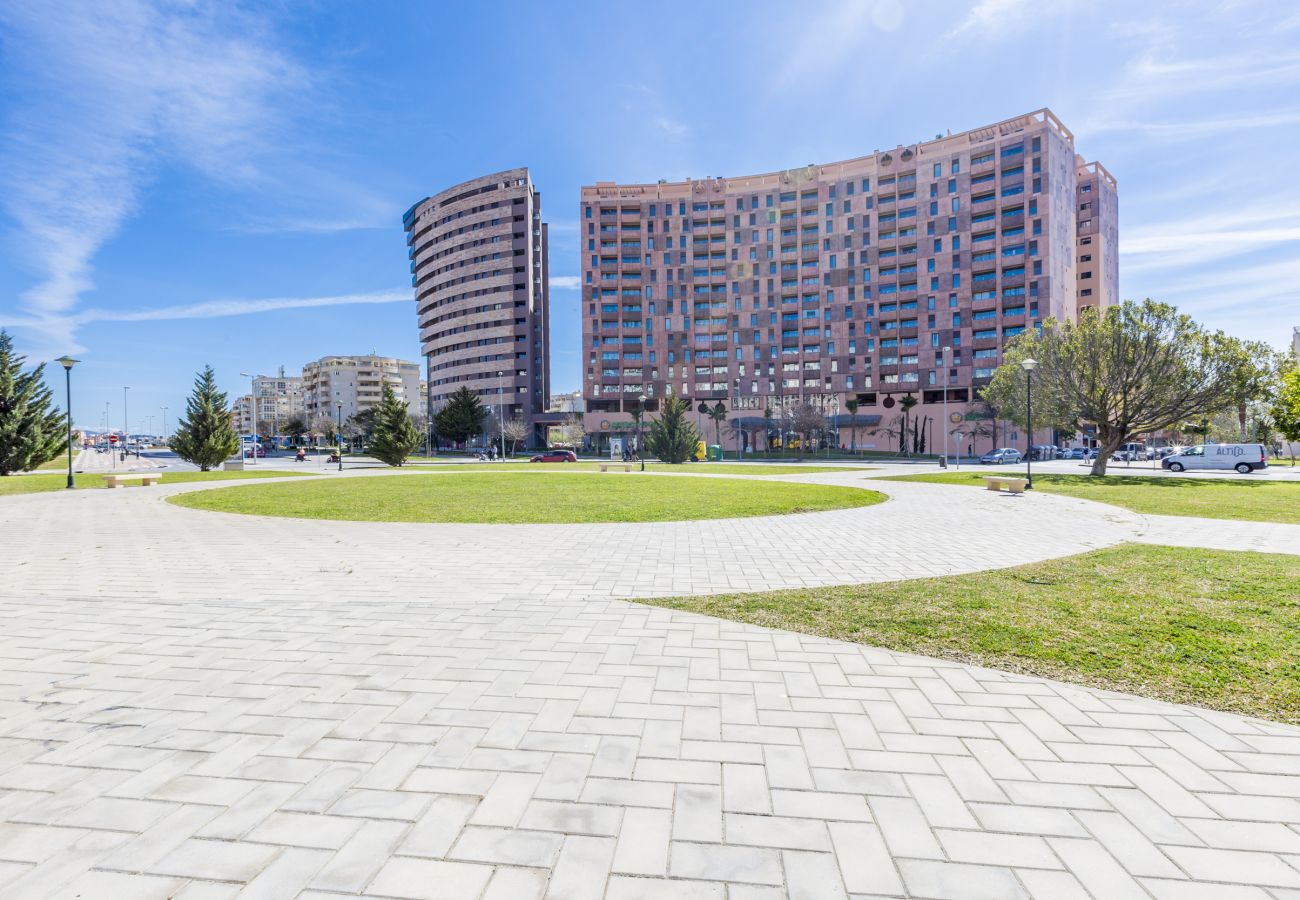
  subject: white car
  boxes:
[1161,443,1268,474]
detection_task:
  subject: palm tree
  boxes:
[845,398,859,455]
[708,402,728,452]
[899,394,918,456]
[762,406,774,457]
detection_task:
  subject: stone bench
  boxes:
[984,476,1028,494]
[599,463,634,473]
[104,473,162,489]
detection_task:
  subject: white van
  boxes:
[1161,443,1268,474]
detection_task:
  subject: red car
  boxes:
[529,450,577,463]
[243,446,266,458]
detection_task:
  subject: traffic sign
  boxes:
[108,434,118,444]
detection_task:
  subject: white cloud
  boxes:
[653,117,689,137]
[550,276,581,290]
[0,290,411,331]
[0,0,306,354]
[943,0,1037,40]
[1081,109,1300,142]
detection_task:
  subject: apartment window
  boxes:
[933,163,942,178]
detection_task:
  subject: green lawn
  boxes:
[413,462,874,476]
[641,544,1300,724]
[168,472,884,523]
[885,471,1300,524]
[0,469,316,497]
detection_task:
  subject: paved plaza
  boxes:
[2,468,1300,899]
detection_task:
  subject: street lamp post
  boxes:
[240,372,257,465]
[335,401,344,472]
[55,357,78,488]
[637,393,647,473]
[161,407,168,445]
[1021,358,1038,490]
[733,378,741,461]
[941,346,952,469]
[496,371,506,461]
[123,386,130,459]
[105,401,114,470]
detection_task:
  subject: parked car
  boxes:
[1162,443,1268,474]
[980,448,1023,464]
[1064,447,1086,460]
[243,446,266,458]
[530,450,577,463]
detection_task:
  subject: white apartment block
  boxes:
[232,373,304,436]
[302,354,422,428]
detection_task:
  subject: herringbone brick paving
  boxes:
[1,469,1298,898]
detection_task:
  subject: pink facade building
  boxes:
[405,168,551,444]
[579,109,1117,452]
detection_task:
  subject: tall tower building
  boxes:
[404,168,551,445]
[579,109,1117,452]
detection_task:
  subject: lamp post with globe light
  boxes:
[55,357,78,488]
[1021,357,1038,489]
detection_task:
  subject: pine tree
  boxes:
[647,395,701,464]
[368,383,421,466]
[433,386,487,447]
[171,366,241,471]
[0,330,66,475]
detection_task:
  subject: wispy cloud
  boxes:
[653,117,689,137]
[549,276,581,291]
[0,0,306,353]
[942,0,1050,40]
[0,290,410,330]
[1080,109,1300,141]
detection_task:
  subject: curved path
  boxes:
[2,467,1141,603]
[2,469,1300,900]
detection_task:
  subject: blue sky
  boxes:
[2,0,1299,431]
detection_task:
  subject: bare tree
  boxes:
[501,416,529,456]
[984,300,1241,476]
[790,403,826,457]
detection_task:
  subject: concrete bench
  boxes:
[104,473,162,489]
[599,463,634,473]
[984,476,1028,494]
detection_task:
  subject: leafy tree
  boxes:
[0,329,65,475]
[1272,365,1300,466]
[647,395,701,464]
[281,415,308,441]
[368,383,421,466]
[171,366,241,471]
[434,386,486,447]
[347,407,377,439]
[1182,418,1212,445]
[984,300,1240,475]
[1223,338,1283,442]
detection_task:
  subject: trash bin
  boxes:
[707,444,723,461]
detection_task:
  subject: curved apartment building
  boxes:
[404,167,550,443]
[580,109,1117,451]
